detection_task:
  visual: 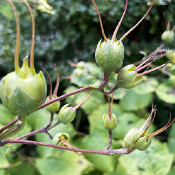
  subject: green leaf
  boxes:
[133,77,158,94]
[5,162,38,175]
[88,104,123,137]
[0,148,10,168]
[156,82,175,104]
[80,135,118,173]
[168,124,175,153]
[65,86,105,114]
[120,89,152,111]
[0,170,5,175]
[36,151,90,175]
[116,139,173,175]
[32,109,76,157]
[112,88,126,100]
[0,104,15,125]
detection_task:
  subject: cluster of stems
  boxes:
[0,0,172,156]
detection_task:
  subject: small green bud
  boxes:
[45,96,60,113]
[134,136,152,151]
[52,133,69,145]
[166,51,175,64]
[117,65,142,89]
[58,104,76,124]
[124,128,143,149]
[76,61,86,69]
[161,31,174,43]
[169,75,175,87]
[0,58,47,116]
[95,39,124,74]
[103,113,117,131]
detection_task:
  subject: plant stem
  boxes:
[37,86,95,110]
[112,0,128,42]
[16,114,54,140]
[23,0,36,74]
[0,116,26,141]
[7,0,20,72]
[105,130,113,150]
[1,139,134,155]
[0,118,18,134]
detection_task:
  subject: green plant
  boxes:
[0,0,175,174]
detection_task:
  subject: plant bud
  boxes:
[134,135,152,151]
[45,96,60,113]
[103,113,117,131]
[95,39,124,74]
[52,133,69,145]
[166,51,175,64]
[161,31,174,43]
[58,104,76,124]
[124,128,143,149]
[169,75,175,87]
[0,58,47,117]
[117,65,142,89]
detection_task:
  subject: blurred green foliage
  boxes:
[0,0,175,174]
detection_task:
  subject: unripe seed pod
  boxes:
[169,75,175,87]
[95,39,124,74]
[58,104,76,124]
[166,51,175,64]
[103,113,117,131]
[117,65,142,89]
[0,58,46,117]
[134,136,152,151]
[76,61,86,69]
[52,133,69,145]
[45,96,60,113]
[123,128,143,149]
[161,31,174,43]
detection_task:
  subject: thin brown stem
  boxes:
[166,20,170,31]
[0,118,18,133]
[23,0,35,74]
[0,116,26,141]
[53,65,60,97]
[16,114,54,140]
[120,0,155,42]
[112,0,128,42]
[1,139,134,155]
[37,86,95,110]
[171,25,175,32]
[41,65,52,99]
[134,63,151,72]
[92,0,107,41]
[106,95,111,119]
[71,91,93,112]
[136,64,166,77]
[105,130,113,150]
[7,0,20,72]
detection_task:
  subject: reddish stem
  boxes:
[112,0,128,42]
[1,139,134,155]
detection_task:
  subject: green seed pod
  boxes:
[58,104,76,124]
[161,31,174,43]
[45,96,60,113]
[169,75,175,87]
[117,65,142,89]
[124,128,143,149]
[95,39,124,74]
[134,136,152,151]
[103,113,117,131]
[76,61,86,69]
[166,51,175,64]
[52,133,70,145]
[0,58,47,117]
